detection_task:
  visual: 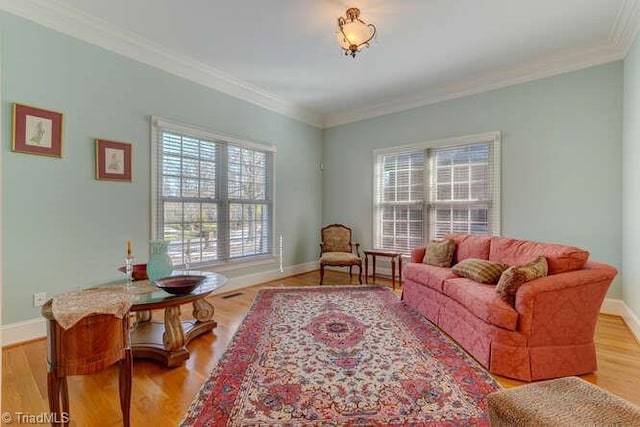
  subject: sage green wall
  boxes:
[0,13,323,324]
[323,62,623,298]
[623,33,640,319]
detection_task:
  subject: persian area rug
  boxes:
[182,286,500,426]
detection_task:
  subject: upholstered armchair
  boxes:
[319,224,363,285]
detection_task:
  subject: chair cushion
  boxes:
[496,256,549,306]
[423,239,456,267]
[320,252,361,265]
[452,258,509,284]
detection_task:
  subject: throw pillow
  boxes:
[452,258,509,284]
[496,256,548,306]
[423,239,456,267]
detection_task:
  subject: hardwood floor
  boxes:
[3,270,640,426]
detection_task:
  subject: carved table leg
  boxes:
[192,298,215,322]
[162,306,185,351]
[136,310,152,324]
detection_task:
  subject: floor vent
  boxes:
[222,292,243,299]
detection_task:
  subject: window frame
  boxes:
[372,131,501,254]
[151,116,277,269]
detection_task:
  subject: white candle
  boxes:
[279,234,284,273]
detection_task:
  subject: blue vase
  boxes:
[147,240,173,282]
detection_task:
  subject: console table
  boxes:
[364,250,402,289]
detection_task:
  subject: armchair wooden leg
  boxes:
[320,265,325,285]
[358,263,363,284]
[119,348,133,427]
[349,266,353,279]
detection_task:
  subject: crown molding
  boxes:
[0,0,323,128]
[323,42,625,128]
[323,0,640,127]
[611,0,640,54]
[2,0,638,130]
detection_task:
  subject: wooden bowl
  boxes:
[117,264,148,281]
[153,275,206,295]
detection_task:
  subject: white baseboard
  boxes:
[625,306,640,342]
[369,266,399,279]
[1,317,47,347]
[600,297,626,316]
[210,261,319,295]
[601,297,640,341]
[1,261,320,347]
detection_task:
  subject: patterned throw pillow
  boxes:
[423,239,456,267]
[452,258,509,284]
[496,256,548,306]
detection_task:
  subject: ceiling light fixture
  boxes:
[336,7,376,58]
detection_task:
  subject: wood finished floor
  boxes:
[2,270,640,426]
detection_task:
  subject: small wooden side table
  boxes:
[364,250,402,289]
[42,300,132,427]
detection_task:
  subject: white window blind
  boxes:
[152,118,274,267]
[374,151,425,253]
[373,132,500,254]
[429,143,499,238]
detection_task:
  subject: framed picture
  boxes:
[12,103,64,157]
[95,139,133,182]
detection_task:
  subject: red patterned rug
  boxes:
[182,286,500,426]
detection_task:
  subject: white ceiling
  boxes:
[2,0,639,127]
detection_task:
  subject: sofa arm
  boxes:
[410,247,426,263]
[515,261,618,345]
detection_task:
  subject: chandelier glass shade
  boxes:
[336,8,376,58]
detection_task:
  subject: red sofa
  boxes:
[402,234,618,381]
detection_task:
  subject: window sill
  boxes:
[195,256,278,273]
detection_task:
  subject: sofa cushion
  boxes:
[423,239,456,267]
[445,234,492,263]
[403,263,458,293]
[489,237,589,274]
[452,258,509,284]
[442,278,519,331]
[496,256,549,306]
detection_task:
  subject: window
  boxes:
[374,132,500,254]
[152,117,275,267]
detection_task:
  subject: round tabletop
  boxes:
[96,270,228,311]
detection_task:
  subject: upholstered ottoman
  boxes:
[486,376,640,426]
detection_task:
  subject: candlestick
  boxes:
[185,239,192,274]
[279,234,284,273]
[124,254,134,288]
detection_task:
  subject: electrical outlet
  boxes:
[33,292,47,307]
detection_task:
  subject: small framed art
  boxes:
[95,139,133,182]
[12,103,64,157]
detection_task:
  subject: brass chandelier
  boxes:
[336,7,377,58]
